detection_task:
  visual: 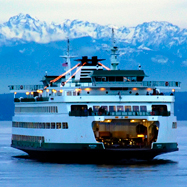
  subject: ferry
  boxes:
[9,31,180,163]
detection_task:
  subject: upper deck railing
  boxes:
[9,85,44,91]
[9,80,180,92]
[92,81,180,88]
[142,81,180,88]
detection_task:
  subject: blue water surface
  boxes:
[0,121,186,187]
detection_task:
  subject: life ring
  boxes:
[165,82,169,86]
[20,85,23,89]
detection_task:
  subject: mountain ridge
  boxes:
[0,13,187,93]
[1,13,187,46]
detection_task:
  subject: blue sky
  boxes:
[0,0,187,28]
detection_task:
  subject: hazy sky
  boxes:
[0,0,187,28]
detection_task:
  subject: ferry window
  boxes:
[51,123,55,129]
[52,106,56,113]
[39,123,44,129]
[33,123,37,128]
[125,106,131,112]
[137,76,144,81]
[26,123,33,128]
[14,122,19,127]
[73,91,77,96]
[152,105,168,115]
[41,107,44,112]
[95,77,102,82]
[71,105,88,111]
[19,122,22,128]
[28,106,58,113]
[93,106,100,112]
[63,122,68,129]
[21,122,24,128]
[131,77,137,81]
[116,77,123,82]
[117,106,124,112]
[42,123,45,128]
[140,106,147,112]
[45,123,50,129]
[109,77,115,82]
[102,77,106,82]
[67,91,72,96]
[109,106,116,112]
[123,77,128,82]
[172,122,177,129]
[45,107,48,112]
[29,122,33,128]
[133,106,139,112]
[49,107,51,113]
[101,106,108,111]
[43,107,46,112]
[56,122,61,129]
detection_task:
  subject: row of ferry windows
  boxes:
[12,135,44,142]
[12,122,68,129]
[15,106,58,113]
[92,105,147,112]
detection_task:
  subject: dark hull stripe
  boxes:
[11,143,178,163]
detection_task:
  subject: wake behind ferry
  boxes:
[9,30,180,163]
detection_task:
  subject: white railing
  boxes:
[142,81,180,88]
[9,80,180,91]
[62,81,181,88]
[9,85,44,91]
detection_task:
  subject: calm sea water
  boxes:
[0,121,187,187]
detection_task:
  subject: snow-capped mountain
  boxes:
[1,13,187,47]
[1,13,187,64]
[0,13,112,43]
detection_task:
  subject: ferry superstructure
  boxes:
[9,33,180,163]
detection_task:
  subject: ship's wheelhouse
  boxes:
[91,70,147,83]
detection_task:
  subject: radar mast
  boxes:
[60,39,76,80]
[110,28,119,70]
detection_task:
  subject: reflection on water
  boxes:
[0,121,187,187]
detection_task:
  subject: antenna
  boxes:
[110,28,119,70]
[60,38,76,80]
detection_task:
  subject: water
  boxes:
[0,121,187,187]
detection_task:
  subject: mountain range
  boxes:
[0,13,187,93]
